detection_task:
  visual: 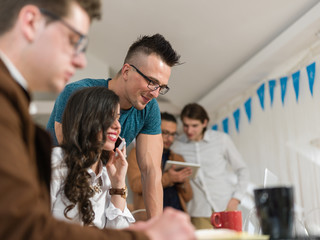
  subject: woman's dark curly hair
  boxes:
[61,86,119,225]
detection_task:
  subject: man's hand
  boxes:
[226,198,240,211]
[129,207,196,240]
[167,165,192,183]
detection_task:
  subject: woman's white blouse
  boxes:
[50,147,135,229]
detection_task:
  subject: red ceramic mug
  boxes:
[211,211,242,232]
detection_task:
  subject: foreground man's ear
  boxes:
[19,5,44,43]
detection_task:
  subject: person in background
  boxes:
[171,103,249,229]
[51,87,135,228]
[0,0,195,239]
[128,112,193,212]
[47,34,181,218]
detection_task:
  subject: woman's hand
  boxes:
[106,140,127,188]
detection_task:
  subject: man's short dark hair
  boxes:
[124,34,180,67]
[180,103,209,123]
[161,112,177,123]
[180,103,209,133]
[0,0,101,35]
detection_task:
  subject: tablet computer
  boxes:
[164,160,200,179]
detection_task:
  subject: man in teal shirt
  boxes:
[47,34,181,218]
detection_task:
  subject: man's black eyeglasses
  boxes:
[39,8,88,55]
[130,64,170,95]
[162,130,178,137]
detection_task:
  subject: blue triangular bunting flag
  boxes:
[257,83,265,110]
[280,76,288,106]
[268,80,276,107]
[292,70,300,102]
[307,62,316,96]
[244,98,252,123]
[233,108,240,132]
[211,124,218,131]
[222,118,229,134]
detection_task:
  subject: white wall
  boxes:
[209,49,320,226]
[70,52,110,83]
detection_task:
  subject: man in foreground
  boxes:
[0,0,195,239]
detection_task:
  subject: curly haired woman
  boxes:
[50,86,134,229]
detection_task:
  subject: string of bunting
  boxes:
[211,61,316,134]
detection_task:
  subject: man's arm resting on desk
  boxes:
[136,133,163,218]
[127,147,143,193]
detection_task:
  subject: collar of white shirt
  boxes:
[0,50,28,91]
[87,161,104,181]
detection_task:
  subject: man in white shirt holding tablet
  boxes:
[171,103,249,229]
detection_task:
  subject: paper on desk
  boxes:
[195,229,269,240]
[263,168,279,187]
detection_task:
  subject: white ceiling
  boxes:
[35,0,320,120]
